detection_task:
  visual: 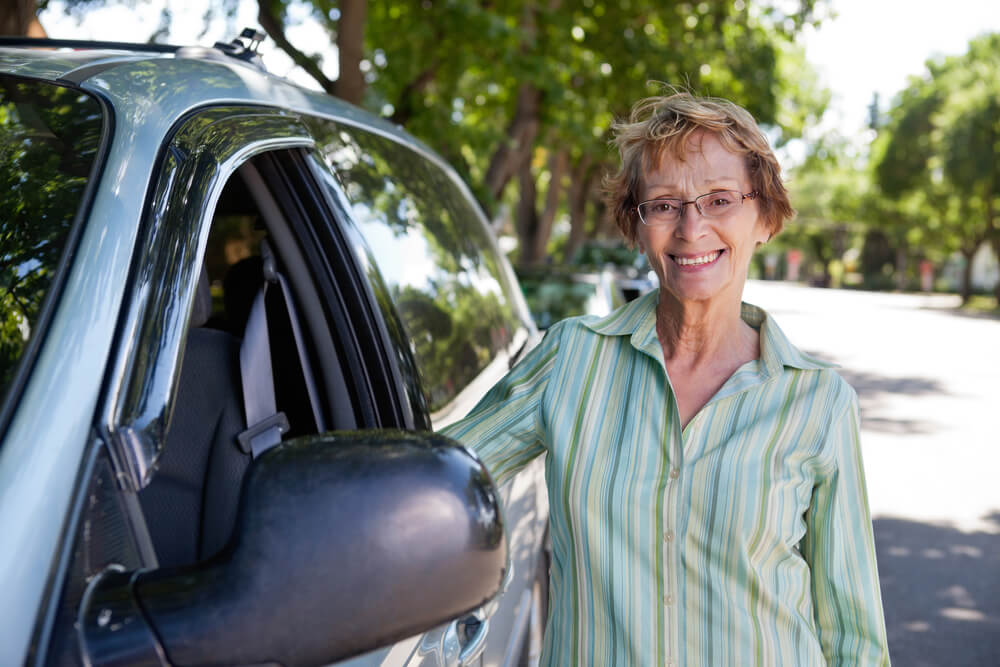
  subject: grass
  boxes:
[961,294,1000,317]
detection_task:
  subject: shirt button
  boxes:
[664,530,674,541]
[663,594,674,605]
[669,468,680,479]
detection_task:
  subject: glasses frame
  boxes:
[636,190,759,226]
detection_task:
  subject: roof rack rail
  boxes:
[0,36,180,53]
[211,28,267,68]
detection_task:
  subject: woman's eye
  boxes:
[652,201,677,213]
[707,197,732,208]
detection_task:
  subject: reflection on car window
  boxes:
[311,123,520,414]
[0,76,103,403]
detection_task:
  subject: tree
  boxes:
[872,33,1000,302]
[34,0,829,267]
[0,0,47,36]
[356,1,829,266]
[781,132,866,286]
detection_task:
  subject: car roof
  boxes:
[0,37,436,162]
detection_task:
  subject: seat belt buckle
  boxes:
[237,411,290,458]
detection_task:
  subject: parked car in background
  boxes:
[516,268,626,329]
[516,266,656,329]
[0,31,549,667]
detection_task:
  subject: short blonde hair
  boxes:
[605,91,794,245]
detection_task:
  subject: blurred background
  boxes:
[5,0,998,312]
[4,1,999,664]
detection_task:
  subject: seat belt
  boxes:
[237,240,325,458]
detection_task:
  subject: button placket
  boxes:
[662,438,682,661]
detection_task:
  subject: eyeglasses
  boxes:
[636,190,758,226]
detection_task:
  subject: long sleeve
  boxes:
[439,321,562,486]
[801,388,891,666]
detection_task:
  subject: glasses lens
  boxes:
[697,191,741,217]
[639,199,681,225]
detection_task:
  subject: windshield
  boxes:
[0,75,104,408]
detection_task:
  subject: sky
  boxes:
[797,0,1000,138]
[39,0,1000,161]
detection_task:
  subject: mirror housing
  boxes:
[80,431,506,666]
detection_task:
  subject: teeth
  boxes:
[674,251,721,266]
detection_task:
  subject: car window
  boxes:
[309,122,523,419]
[0,76,103,409]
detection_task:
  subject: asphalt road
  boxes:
[743,280,1000,667]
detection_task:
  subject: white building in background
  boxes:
[970,245,1000,291]
[940,245,999,293]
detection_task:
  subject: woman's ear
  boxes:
[754,221,772,246]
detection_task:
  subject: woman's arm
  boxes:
[801,386,891,666]
[439,321,562,486]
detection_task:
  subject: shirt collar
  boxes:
[581,288,835,375]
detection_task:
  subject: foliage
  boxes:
[37,0,829,269]
[0,76,103,398]
[778,133,865,284]
[306,116,522,412]
[871,32,1000,300]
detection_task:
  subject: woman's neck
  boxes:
[655,291,758,371]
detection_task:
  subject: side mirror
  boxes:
[80,431,506,666]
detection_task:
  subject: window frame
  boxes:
[98,105,314,492]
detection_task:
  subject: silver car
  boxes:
[0,31,548,667]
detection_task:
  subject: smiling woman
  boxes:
[441,90,891,665]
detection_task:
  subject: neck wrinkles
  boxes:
[655,290,758,367]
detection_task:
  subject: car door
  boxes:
[23,88,537,664]
[298,117,549,667]
[31,105,324,665]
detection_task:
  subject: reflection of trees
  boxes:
[395,283,510,410]
[0,76,103,398]
[306,118,518,411]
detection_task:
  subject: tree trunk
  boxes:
[0,0,46,36]
[515,156,540,266]
[960,246,977,305]
[483,83,542,201]
[333,0,367,105]
[565,155,595,262]
[528,148,568,262]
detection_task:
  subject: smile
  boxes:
[671,250,722,266]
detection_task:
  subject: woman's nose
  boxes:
[674,203,708,239]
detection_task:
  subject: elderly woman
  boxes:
[442,92,890,665]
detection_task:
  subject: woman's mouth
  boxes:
[670,250,723,268]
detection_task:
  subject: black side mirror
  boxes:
[79,431,506,666]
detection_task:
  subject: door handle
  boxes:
[444,610,489,666]
[445,551,510,664]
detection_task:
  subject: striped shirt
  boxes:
[441,289,890,666]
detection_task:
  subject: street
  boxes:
[743,281,1000,666]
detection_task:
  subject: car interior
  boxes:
[138,156,338,568]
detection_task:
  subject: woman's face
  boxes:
[636,131,770,308]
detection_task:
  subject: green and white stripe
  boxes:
[442,289,890,666]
